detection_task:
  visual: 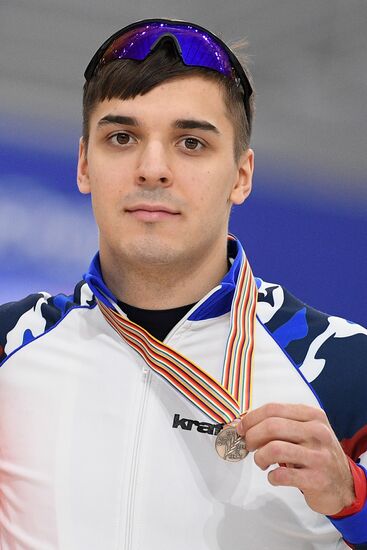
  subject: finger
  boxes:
[267,464,313,489]
[267,466,351,515]
[237,403,328,436]
[244,417,303,451]
[253,440,321,471]
[268,462,331,491]
[244,417,332,452]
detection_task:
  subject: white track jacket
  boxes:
[0,238,366,549]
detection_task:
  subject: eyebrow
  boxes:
[97,115,220,134]
[174,119,220,134]
[97,115,139,128]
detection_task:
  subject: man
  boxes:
[0,18,366,550]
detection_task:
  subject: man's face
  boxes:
[78,75,254,271]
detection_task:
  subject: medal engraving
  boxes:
[215,425,248,462]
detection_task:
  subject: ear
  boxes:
[230,148,254,205]
[77,137,91,194]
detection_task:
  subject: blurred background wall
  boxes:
[0,0,366,325]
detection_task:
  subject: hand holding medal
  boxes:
[234,402,356,516]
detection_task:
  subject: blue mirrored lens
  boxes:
[101,22,233,78]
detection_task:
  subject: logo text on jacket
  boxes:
[172,414,223,435]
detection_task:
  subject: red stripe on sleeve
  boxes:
[331,457,367,518]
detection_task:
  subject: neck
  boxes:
[99,241,229,310]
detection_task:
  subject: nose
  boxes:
[135,140,173,188]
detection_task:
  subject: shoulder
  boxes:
[256,279,367,449]
[0,281,96,366]
[256,278,366,368]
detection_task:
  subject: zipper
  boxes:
[123,364,151,550]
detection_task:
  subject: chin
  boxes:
[120,236,184,265]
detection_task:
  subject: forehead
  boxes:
[89,75,234,132]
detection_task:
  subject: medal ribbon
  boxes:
[222,238,258,412]
[96,236,258,424]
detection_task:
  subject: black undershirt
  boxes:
[117,261,232,341]
[117,301,197,341]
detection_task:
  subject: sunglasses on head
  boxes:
[84,18,253,127]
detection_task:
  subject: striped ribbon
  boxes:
[222,240,258,412]
[97,238,258,424]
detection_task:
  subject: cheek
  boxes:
[189,186,231,229]
[88,169,117,222]
[89,160,126,200]
[194,169,233,208]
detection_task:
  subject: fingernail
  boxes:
[236,423,244,436]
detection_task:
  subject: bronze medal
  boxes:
[215,424,248,462]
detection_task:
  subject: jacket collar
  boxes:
[83,235,258,321]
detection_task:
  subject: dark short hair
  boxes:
[82,45,255,162]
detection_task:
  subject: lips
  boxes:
[126,204,180,221]
[127,204,178,214]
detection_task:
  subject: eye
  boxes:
[110,132,135,145]
[179,137,205,151]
